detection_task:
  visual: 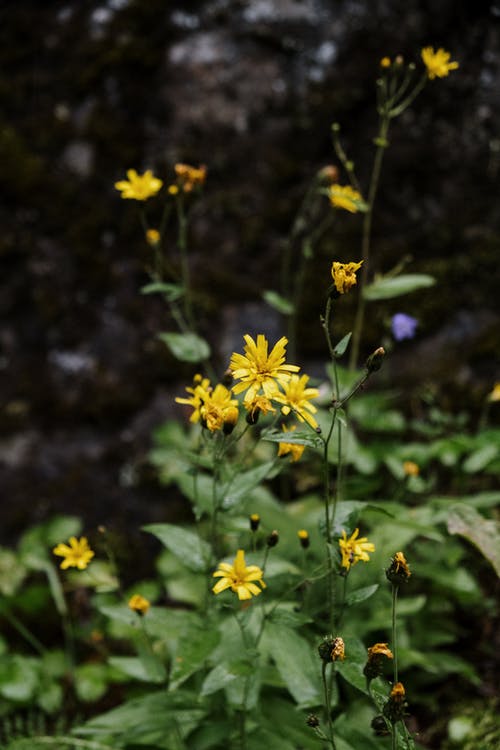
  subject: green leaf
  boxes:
[261,428,324,450]
[333,332,352,358]
[221,461,280,510]
[462,444,498,473]
[200,660,251,696]
[109,656,164,683]
[170,625,220,689]
[74,663,109,702]
[0,547,27,596]
[447,504,500,577]
[363,273,435,301]
[262,290,295,315]
[263,623,321,707]
[141,282,184,301]
[345,584,379,606]
[143,523,212,572]
[158,332,211,363]
[0,655,39,701]
[335,635,369,694]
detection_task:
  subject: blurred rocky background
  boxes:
[1,0,499,541]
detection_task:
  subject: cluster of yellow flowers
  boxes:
[175,334,320,461]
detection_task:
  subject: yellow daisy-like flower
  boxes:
[488,382,500,402]
[175,374,212,423]
[403,460,419,477]
[174,163,207,192]
[421,47,459,79]
[212,549,266,601]
[331,260,363,295]
[145,228,160,246]
[128,594,150,615]
[53,536,95,570]
[230,334,300,403]
[200,384,239,433]
[339,528,375,571]
[272,373,319,429]
[327,184,364,213]
[114,169,163,201]
[277,424,305,463]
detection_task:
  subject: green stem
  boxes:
[0,604,46,655]
[321,661,337,749]
[392,585,399,683]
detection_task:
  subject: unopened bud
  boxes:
[267,530,279,548]
[249,513,260,532]
[365,346,385,372]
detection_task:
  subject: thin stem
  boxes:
[321,661,337,749]
[0,604,46,655]
[392,585,399,683]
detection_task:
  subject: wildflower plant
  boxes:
[2,43,499,750]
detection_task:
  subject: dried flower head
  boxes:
[364,642,394,681]
[331,261,363,295]
[318,635,345,663]
[386,551,411,585]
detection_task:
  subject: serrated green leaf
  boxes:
[262,290,295,315]
[158,332,211,363]
[143,523,212,571]
[363,273,435,301]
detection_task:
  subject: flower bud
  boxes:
[306,714,320,728]
[249,513,260,532]
[365,346,385,373]
[266,530,279,548]
[297,529,310,549]
[383,682,407,724]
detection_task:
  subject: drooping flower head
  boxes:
[272,373,319,429]
[391,313,418,341]
[128,594,150,615]
[338,528,375,572]
[114,169,163,200]
[327,184,365,213]
[331,261,363,295]
[175,374,212,423]
[243,394,276,425]
[421,47,459,79]
[174,163,207,192]
[230,334,300,403]
[277,424,305,463]
[53,536,95,570]
[212,549,266,601]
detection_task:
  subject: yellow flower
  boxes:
[488,382,500,402]
[272,373,319,429]
[243,394,276,425]
[331,260,363,295]
[128,594,150,615]
[421,47,459,79]
[230,334,300,403]
[175,374,212,423]
[145,228,160,246]
[114,169,163,200]
[390,682,406,700]
[403,460,419,477]
[380,56,391,68]
[174,163,207,192]
[212,549,266,601]
[277,424,305,462]
[53,536,95,570]
[327,184,364,213]
[199,384,239,433]
[339,528,375,571]
[297,529,310,548]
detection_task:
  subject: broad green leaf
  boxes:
[109,656,164,683]
[447,504,500,576]
[333,332,352,357]
[262,290,294,315]
[141,282,184,300]
[462,444,498,473]
[170,624,220,689]
[363,273,435,301]
[263,622,321,707]
[0,655,39,701]
[143,523,212,571]
[200,660,251,696]
[221,461,280,509]
[345,584,379,606]
[158,332,211,363]
[261,428,324,450]
[74,663,109,702]
[335,635,369,695]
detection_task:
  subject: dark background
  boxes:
[1,0,499,542]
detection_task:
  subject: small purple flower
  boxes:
[391,313,418,341]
